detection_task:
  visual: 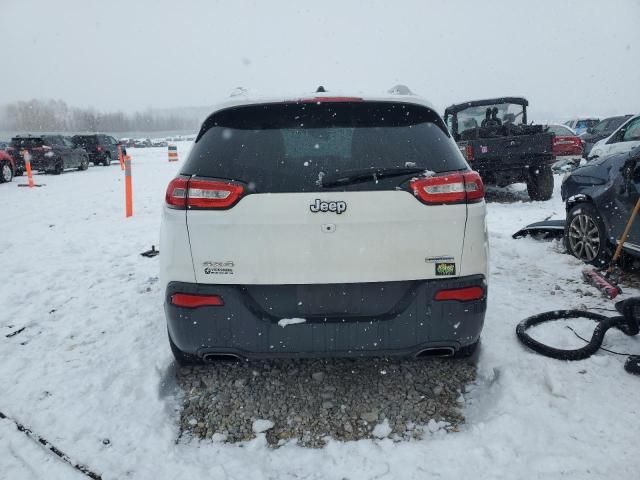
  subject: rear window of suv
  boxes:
[182,101,468,193]
[72,135,99,146]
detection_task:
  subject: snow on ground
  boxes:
[1,145,640,479]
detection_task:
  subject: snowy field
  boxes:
[1,143,640,479]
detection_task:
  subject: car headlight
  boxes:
[44,151,55,158]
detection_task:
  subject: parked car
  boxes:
[564,118,600,136]
[8,135,89,174]
[133,138,151,148]
[581,115,633,158]
[0,149,16,183]
[118,138,136,148]
[72,134,120,166]
[444,97,555,200]
[562,146,640,265]
[588,115,640,161]
[151,139,169,147]
[161,91,488,364]
[546,124,583,172]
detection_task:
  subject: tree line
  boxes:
[0,99,201,133]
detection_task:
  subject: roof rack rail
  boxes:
[388,85,414,95]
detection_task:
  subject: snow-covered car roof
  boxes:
[546,123,577,135]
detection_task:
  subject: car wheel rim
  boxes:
[1,164,11,181]
[568,214,601,261]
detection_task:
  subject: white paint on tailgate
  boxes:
[186,191,472,285]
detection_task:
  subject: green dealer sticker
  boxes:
[435,262,456,276]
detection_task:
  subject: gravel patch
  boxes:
[177,356,476,447]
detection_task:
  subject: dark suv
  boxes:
[561,146,640,265]
[72,134,120,166]
[9,135,89,174]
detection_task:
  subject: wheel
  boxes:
[454,339,480,358]
[0,161,13,183]
[564,203,611,267]
[103,153,111,166]
[527,166,554,201]
[168,332,202,366]
[53,160,64,175]
[78,155,89,171]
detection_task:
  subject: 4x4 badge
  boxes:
[310,199,347,214]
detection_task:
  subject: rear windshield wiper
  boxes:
[320,166,425,188]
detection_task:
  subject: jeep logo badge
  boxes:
[310,199,347,214]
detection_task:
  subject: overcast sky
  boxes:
[1,0,639,120]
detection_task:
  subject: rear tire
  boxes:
[0,161,13,183]
[52,160,63,175]
[78,155,89,171]
[103,153,111,166]
[168,332,202,366]
[564,202,611,267]
[527,166,554,201]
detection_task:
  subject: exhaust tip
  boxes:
[202,353,241,363]
[415,347,455,358]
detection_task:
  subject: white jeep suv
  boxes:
[160,91,488,363]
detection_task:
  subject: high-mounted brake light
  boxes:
[410,171,484,205]
[434,286,484,302]
[171,293,224,308]
[300,97,364,103]
[165,177,244,210]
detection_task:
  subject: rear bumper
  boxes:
[165,275,487,359]
[471,155,555,186]
[88,152,107,162]
[27,155,55,171]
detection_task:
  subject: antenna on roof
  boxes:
[388,85,414,95]
[316,86,327,93]
[229,86,248,97]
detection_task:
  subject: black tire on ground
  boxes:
[0,161,13,183]
[564,202,611,268]
[527,166,554,201]
[53,160,64,175]
[168,332,202,366]
[454,339,480,358]
[103,153,111,166]
[78,155,89,171]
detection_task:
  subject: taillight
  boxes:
[165,177,244,210]
[170,293,224,308]
[165,177,188,208]
[465,144,474,161]
[410,171,484,205]
[96,146,102,152]
[434,286,484,302]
